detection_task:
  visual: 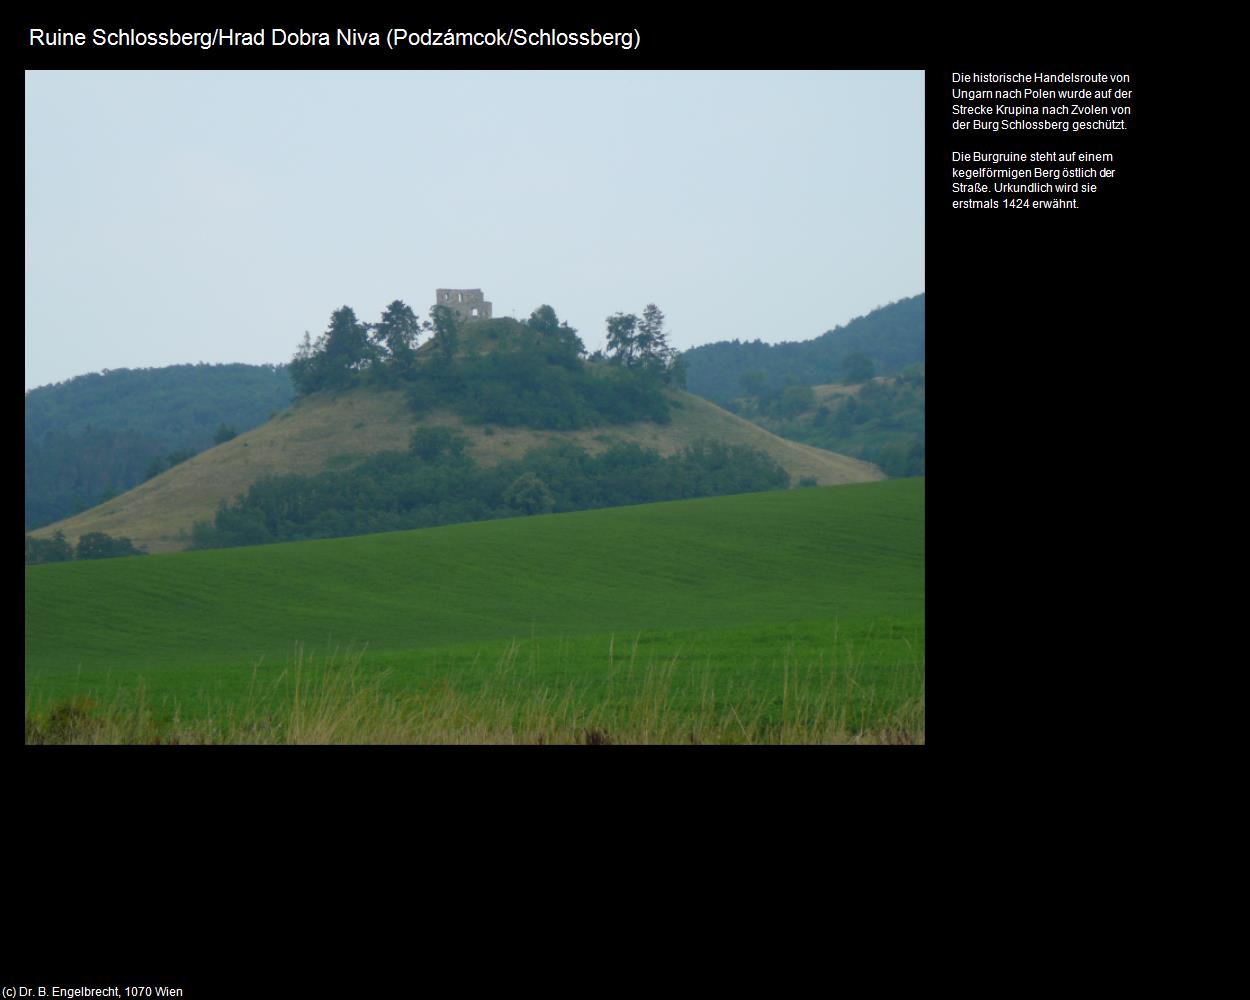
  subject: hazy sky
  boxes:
[25,70,923,390]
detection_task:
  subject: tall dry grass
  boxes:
[24,640,924,745]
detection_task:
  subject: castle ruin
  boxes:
[434,289,492,324]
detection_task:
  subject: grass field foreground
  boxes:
[26,480,924,744]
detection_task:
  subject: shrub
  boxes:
[503,472,556,515]
[74,532,145,560]
[410,427,468,463]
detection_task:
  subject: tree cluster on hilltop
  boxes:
[603,304,685,383]
[288,299,686,429]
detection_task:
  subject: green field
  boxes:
[25,479,924,743]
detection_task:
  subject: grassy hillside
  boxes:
[32,386,883,553]
[26,480,924,742]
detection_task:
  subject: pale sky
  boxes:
[25,70,924,390]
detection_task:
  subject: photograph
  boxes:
[24,68,925,745]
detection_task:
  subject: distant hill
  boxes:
[729,369,925,478]
[25,363,294,530]
[30,384,884,554]
[682,294,924,402]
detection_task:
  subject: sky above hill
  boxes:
[25,70,923,389]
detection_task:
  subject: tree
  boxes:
[503,472,555,515]
[75,531,144,560]
[321,306,376,387]
[48,529,73,561]
[410,426,468,463]
[290,307,376,395]
[608,305,680,383]
[666,354,688,389]
[214,423,237,444]
[605,313,638,367]
[739,371,767,398]
[636,304,666,362]
[528,305,584,363]
[527,304,560,337]
[372,300,423,379]
[777,385,815,418]
[289,330,323,396]
[25,530,73,565]
[842,352,876,384]
[429,305,460,368]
